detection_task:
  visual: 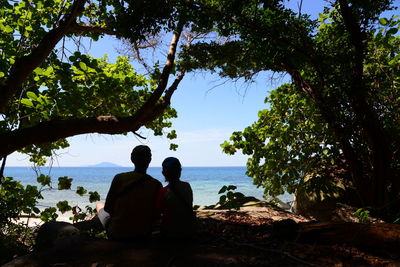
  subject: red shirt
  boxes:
[156,181,195,238]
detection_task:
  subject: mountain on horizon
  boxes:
[87,162,122,167]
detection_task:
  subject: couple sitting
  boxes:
[95,145,195,241]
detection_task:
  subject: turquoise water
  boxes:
[4,166,292,208]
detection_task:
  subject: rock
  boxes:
[197,206,207,211]
[242,201,262,207]
[291,176,359,221]
[241,196,259,203]
[35,221,81,251]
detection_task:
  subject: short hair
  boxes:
[162,157,181,171]
[131,145,151,163]
[162,157,182,181]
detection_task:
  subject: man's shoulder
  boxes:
[146,174,162,187]
[114,171,135,179]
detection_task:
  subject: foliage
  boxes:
[221,84,346,198]
[354,207,372,223]
[0,0,184,161]
[0,0,186,261]
[217,185,246,210]
[0,177,42,229]
[181,0,400,218]
[0,223,35,265]
[0,172,99,263]
[0,174,99,227]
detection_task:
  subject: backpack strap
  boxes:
[114,174,150,199]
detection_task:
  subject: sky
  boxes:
[6,0,399,167]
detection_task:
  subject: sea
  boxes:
[3,166,292,216]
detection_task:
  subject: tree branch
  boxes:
[0,0,86,113]
[0,116,142,158]
[133,22,184,121]
[338,0,365,60]
[0,156,6,180]
[68,23,120,37]
[0,23,185,158]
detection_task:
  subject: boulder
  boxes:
[35,221,82,251]
[291,175,360,221]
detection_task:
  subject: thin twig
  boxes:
[133,131,146,139]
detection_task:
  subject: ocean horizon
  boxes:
[4,166,293,219]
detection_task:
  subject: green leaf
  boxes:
[58,176,73,190]
[79,62,87,71]
[56,200,72,214]
[379,18,389,25]
[2,25,13,33]
[33,207,40,214]
[386,28,398,36]
[27,91,38,101]
[40,207,58,222]
[20,98,34,107]
[89,191,100,203]
[76,186,87,196]
[218,185,227,194]
[227,185,237,191]
[169,143,178,151]
[37,174,51,187]
[219,195,227,204]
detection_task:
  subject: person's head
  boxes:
[131,145,152,172]
[162,157,182,183]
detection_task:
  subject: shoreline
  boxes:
[19,199,294,228]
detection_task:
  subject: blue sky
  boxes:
[6,0,398,167]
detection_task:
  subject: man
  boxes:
[96,145,162,240]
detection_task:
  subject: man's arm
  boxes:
[153,181,163,220]
[104,175,120,215]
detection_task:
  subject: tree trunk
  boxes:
[298,221,400,257]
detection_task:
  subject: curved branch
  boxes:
[0,0,86,113]
[133,22,184,121]
[0,23,185,158]
[0,115,143,157]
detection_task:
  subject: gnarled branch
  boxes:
[0,0,86,113]
[0,24,185,158]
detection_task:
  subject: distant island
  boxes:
[86,162,122,167]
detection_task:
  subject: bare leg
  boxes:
[96,202,110,229]
[96,202,105,213]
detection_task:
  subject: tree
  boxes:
[221,84,349,199]
[0,0,187,168]
[0,0,191,260]
[181,0,400,218]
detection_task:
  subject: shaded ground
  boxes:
[4,206,400,266]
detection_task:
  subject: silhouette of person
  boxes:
[96,145,162,240]
[157,157,196,239]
